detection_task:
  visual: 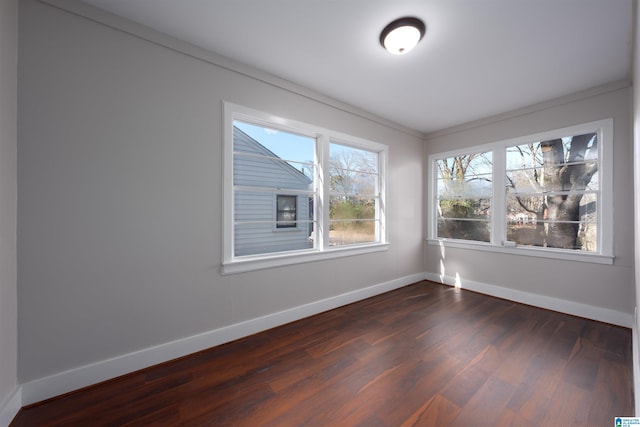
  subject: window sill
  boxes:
[426,239,614,265]
[222,243,390,274]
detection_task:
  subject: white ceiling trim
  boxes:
[425,78,631,140]
[38,0,425,139]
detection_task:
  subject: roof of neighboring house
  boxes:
[233,125,312,186]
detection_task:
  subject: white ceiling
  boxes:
[79,0,633,134]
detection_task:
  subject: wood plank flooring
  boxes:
[11,281,633,426]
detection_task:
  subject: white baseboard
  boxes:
[21,272,425,406]
[0,386,21,427]
[424,272,633,328]
[22,271,628,410]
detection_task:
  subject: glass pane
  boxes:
[234,222,313,257]
[436,152,492,209]
[434,151,492,244]
[329,220,376,246]
[436,152,493,180]
[329,143,378,196]
[505,169,541,194]
[234,191,273,223]
[507,221,597,252]
[506,143,543,171]
[330,143,378,174]
[506,195,544,220]
[234,191,314,256]
[438,198,491,220]
[330,170,377,196]
[506,194,597,251]
[437,219,490,242]
[504,132,599,252]
[330,195,376,221]
[437,172,493,199]
[234,121,315,182]
[505,133,598,193]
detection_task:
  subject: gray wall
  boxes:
[17,0,424,383]
[424,84,634,316]
[633,0,640,415]
[0,0,18,418]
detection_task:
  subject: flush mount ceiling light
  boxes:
[380,17,425,55]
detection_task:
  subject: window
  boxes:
[276,195,298,229]
[436,151,493,243]
[428,119,613,264]
[224,103,388,273]
[329,143,381,246]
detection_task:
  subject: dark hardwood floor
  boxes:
[12,281,633,426]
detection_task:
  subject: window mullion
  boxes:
[379,147,388,243]
[492,148,506,246]
[317,134,330,251]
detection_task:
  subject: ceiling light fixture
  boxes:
[380,17,425,55]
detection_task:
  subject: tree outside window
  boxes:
[436,152,493,242]
[506,133,598,251]
[430,118,611,262]
[329,143,380,246]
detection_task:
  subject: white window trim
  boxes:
[427,118,614,264]
[223,102,389,274]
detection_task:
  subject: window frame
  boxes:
[223,102,389,274]
[427,118,614,264]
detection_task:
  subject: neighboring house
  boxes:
[233,126,313,256]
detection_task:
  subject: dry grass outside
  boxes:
[329,223,375,246]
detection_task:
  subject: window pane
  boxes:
[506,192,597,252]
[505,132,598,252]
[506,195,544,220]
[330,143,378,174]
[233,121,315,257]
[234,222,313,257]
[438,198,491,220]
[329,220,376,246]
[329,195,377,246]
[233,121,315,189]
[507,221,597,251]
[330,195,376,221]
[437,219,490,242]
[330,171,377,196]
[330,143,378,195]
[434,151,492,242]
[234,190,272,223]
[437,152,492,180]
[438,172,492,199]
[506,143,543,170]
[234,121,315,180]
[329,142,380,247]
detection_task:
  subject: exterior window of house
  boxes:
[224,103,388,273]
[428,119,613,264]
[276,195,297,228]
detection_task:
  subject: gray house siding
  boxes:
[233,127,313,256]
